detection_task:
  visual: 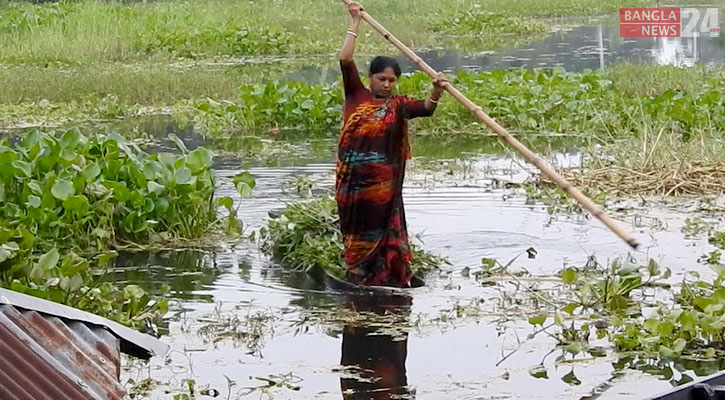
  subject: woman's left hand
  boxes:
[432,73,449,96]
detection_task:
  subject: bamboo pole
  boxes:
[339,0,639,249]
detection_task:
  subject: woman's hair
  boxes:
[369,56,401,77]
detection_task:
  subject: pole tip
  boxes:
[627,238,640,250]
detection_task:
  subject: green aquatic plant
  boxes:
[0,128,254,329]
[181,67,725,142]
[136,23,294,58]
[182,80,342,136]
[432,7,548,36]
[259,196,448,279]
[504,252,725,363]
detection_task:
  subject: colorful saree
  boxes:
[335,60,433,287]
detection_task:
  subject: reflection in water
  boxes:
[340,294,414,400]
[397,21,725,73]
[111,249,218,301]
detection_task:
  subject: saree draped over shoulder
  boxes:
[335,60,433,287]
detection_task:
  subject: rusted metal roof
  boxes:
[0,288,169,400]
[0,287,168,358]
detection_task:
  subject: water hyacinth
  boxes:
[0,129,253,330]
[182,68,725,141]
[259,196,448,280]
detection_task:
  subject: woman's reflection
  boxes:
[340,293,414,400]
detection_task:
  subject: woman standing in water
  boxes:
[336,1,447,287]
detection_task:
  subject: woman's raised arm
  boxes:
[339,1,362,62]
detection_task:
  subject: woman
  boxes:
[336,1,447,288]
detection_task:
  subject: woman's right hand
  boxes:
[347,1,363,22]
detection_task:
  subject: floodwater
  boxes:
[2,14,722,400]
[115,124,725,399]
[285,19,725,84]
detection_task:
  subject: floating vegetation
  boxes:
[259,196,448,280]
[0,129,253,329]
[477,237,725,366]
[181,67,725,143]
[137,24,294,58]
[198,303,278,357]
[432,7,548,37]
[179,80,343,136]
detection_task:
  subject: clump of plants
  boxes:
[0,129,253,330]
[433,7,548,37]
[479,234,725,367]
[180,80,342,136]
[182,67,725,142]
[259,196,448,279]
[137,23,294,58]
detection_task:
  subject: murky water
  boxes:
[113,127,725,399]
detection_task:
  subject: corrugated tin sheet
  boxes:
[0,287,168,358]
[0,288,169,400]
[0,304,125,400]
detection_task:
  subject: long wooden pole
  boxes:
[340,0,639,249]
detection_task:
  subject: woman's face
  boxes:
[369,67,397,99]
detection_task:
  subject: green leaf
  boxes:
[647,259,660,276]
[673,338,687,353]
[124,284,145,300]
[609,295,629,311]
[679,311,696,332]
[657,321,674,336]
[528,364,548,379]
[26,195,41,208]
[659,345,677,359]
[561,268,577,284]
[63,195,89,213]
[232,171,256,189]
[12,160,32,178]
[561,370,581,386]
[565,342,583,355]
[174,167,193,185]
[236,182,253,197]
[82,163,101,181]
[218,196,234,210]
[705,348,716,358]
[51,179,75,201]
[300,99,315,110]
[562,303,579,315]
[38,248,60,271]
[168,133,188,154]
[481,258,496,270]
[147,181,165,195]
[60,128,84,149]
[528,315,546,326]
[186,147,213,174]
[554,312,565,326]
[69,273,84,292]
[60,148,77,162]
